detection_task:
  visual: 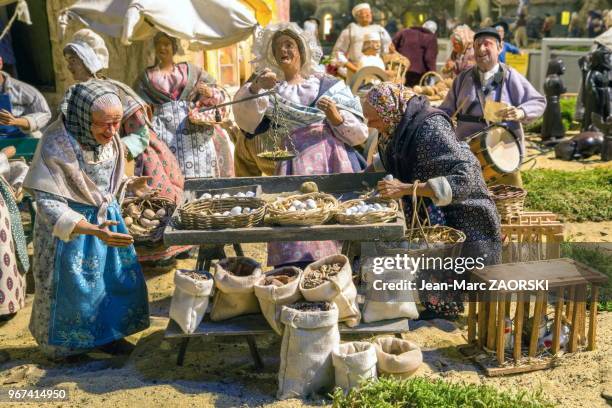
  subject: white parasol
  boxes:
[58,0,260,50]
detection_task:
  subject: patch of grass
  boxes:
[561,243,612,311]
[331,377,554,408]
[522,168,612,222]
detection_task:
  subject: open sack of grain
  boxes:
[210,257,262,321]
[373,337,422,378]
[169,270,214,334]
[253,266,303,335]
[299,254,361,327]
[277,301,340,400]
[332,341,378,393]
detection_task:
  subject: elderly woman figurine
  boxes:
[24,81,150,359]
[442,25,476,78]
[233,23,368,268]
[364,83,501,319]
[135,32,234,178]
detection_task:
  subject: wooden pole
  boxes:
[569,285,581,353]
[566,285,575,324]
[576,285,587,346]
[514,293,525,362]
[478,299,487,348]
[496,294,507,365]
[588,286,599,351]
[468,292,477,343]
[552,287,564,355]
[529,291,545,357]
[487,295,498,350]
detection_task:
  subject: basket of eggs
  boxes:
[266,192,338,226]
[122,194,176,244]
[335,197,399,225]
[178,196,266,230]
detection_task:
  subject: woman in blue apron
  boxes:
[23,81,150,359]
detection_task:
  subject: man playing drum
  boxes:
[440,27,545,187]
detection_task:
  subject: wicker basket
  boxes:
[335,197,399,225]
[376,181,466,258]
[122,195,176,244]
[419,71,444,86]
[489,184,527,222]
[188,86,231,126]
[266,193,338,226]
[178,197,266,230]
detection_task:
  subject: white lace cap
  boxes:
[251,22,323,79]
[91,93,122,112]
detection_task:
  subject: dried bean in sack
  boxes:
[210,257,262,321]
[361,266,418,323]
[373,337,422,378]
[253,267,303,335]
[169,270,214,333]
[332,341,377,393]
[299,255,361,327]
[277,302,340,400]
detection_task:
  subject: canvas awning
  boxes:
[58,0,261,50]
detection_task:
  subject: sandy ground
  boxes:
[0,141,610,407]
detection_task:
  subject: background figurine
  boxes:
[582,46,611,132]
[542,58,567,144]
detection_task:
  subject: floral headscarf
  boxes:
[451,24,475,54]
[365,82,415,138]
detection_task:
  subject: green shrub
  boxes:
[331,377,554,408]
[524,96,579,133]
[522,168,612,222]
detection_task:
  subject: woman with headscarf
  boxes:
[442,25,476,78]
[134,32,234,178]
[233,22,368,268]
[364,82,501,319]
[63,29,184,204]
[23,81,150,358]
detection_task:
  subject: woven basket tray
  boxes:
[178,197,266,230]
[122,195,176,243]
[188,86,231,126]
[267,193,338,226]
[489,184,527,222]
[335,197,399,225]
[377,225,467,259]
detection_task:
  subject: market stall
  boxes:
[162,172,413,369]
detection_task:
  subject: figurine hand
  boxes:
[95,220,134,247]
[0,110,17,126]
[196,82,213,98]
[1,146,16,159]
[251,69,277,93]
[317,97,343,126]
[377,179,411,199]
[128,176,156,197]
[498,106,525,121]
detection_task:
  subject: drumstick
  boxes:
[451,97,470,121]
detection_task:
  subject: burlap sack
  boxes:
[373,337,422,378]
[332,341,378,393]
[210,257,262,321]
[299,254,361,327]
[277,302,340,400]
[362,268,419,323]
[169,270,214,334]
[253,267,303,335]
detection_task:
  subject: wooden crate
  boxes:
[501,211,564,263]
[464,259,607,376]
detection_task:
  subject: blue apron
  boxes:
[48,201,149,349]
[0,94,25,138]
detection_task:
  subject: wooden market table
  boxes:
[163,173,410,369]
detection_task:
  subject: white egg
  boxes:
[288,206,296,212]
[298,203,307,210]
[200,193,212,199]
[243,207,251,214]
[292,200,302,208]
[245,191,255,197]
[222,211,230,216]
[384,174,394,181]
[213,212,221,216]
[345,209,353,215]
[305,199,317,209]
[230,206,242,216]
[235,192,245,197]
[221,193,230,198]
[373,203,383,210]
[358,201,366,206]
[358,205,369,213]
[213,194,221,199]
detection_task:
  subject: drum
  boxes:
[467,124,522,182]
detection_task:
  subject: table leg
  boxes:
[176,337,190,366]
[246,335,264,371]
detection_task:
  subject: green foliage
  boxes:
[522,168,612,222]
[561,243,612,312]
[331,377,554,408]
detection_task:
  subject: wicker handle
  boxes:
[419,71,444,86]
[408,180,432,247]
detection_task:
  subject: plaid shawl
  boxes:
[62,80,119,154]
